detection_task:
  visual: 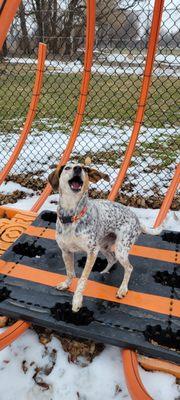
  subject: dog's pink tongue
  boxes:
[72,182,80,190]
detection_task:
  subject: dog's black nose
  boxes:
[74,166,82,174]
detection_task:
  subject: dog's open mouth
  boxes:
[68,176,83,192]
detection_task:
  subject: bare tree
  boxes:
[0,40,7,59]
[58,0,80,56]
[51,0,58,54]
[19,1,31,54]
[31,0,44,42]
[31,0,64,54]
[6,0,141,57]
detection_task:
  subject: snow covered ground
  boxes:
[2,187,180,232]
[0,121,179,199]
[105,52,180,67]
[0,189,179,400]
[6,51,180,78]
[0,327,179,400]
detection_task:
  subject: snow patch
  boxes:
[6,55,180,78]
[0,181,34,195]
[0,121,179,198]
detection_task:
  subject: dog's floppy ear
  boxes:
[85,167,110,183]
[48,165,64,191]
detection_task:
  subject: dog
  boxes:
[48,162,163,312]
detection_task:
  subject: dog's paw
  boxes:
[72,294,83,313]
[116,285,128,299]
[56,280,71,291]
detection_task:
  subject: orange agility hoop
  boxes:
[122,162,180,400]
[31,0,96,212]
[0,42,47,185]
[122,350,153,400]
[0,0,22,51]
[0,320,30,350]
[108,0,165,202]
[154,163,180,228]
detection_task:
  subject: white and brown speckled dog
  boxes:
[48,162,163,312]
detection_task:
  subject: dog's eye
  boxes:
[64,166,71,171]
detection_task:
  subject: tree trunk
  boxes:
[0,40,7,59]
[32,0,44,43]
[60,0,79,57]
[19,1,31,54]
[71,23,84,57]
[51,0,57,54]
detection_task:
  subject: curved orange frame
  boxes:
[31,0,96,212]
[0,320,29,349]
[107,0,179,397]
[122,163,180,400]
[122,350,153,400]
[0,0,22,51]
[0,0,96,349]
[0,42,47,185]
[154,163,180,228]
[138,355,180,379]
[108,0,165,201]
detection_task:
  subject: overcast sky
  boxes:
[149,0,179,32]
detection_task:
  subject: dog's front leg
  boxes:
[72,251,98,312]
[56,250,74,291]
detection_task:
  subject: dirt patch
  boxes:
[59,336,104,365]
[72,151,122,168]
[6,172,46,192]
[89,189,180,210]
[2,171,180,210]
[0,316,8,328]
[34,325,104,365]
[1,185,178,210]
[0,190,30,205]
[1,172,46,204]
[0,318,104,366]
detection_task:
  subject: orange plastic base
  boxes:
[138,355,180,379]
[0,206,36,255]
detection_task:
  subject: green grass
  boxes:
[0,62,179,134]
[134,134,179,169]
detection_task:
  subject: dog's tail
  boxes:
[141,223,164,236]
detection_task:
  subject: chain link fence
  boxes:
[0,0,179,209]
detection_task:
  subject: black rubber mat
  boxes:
[0,210,179,363]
